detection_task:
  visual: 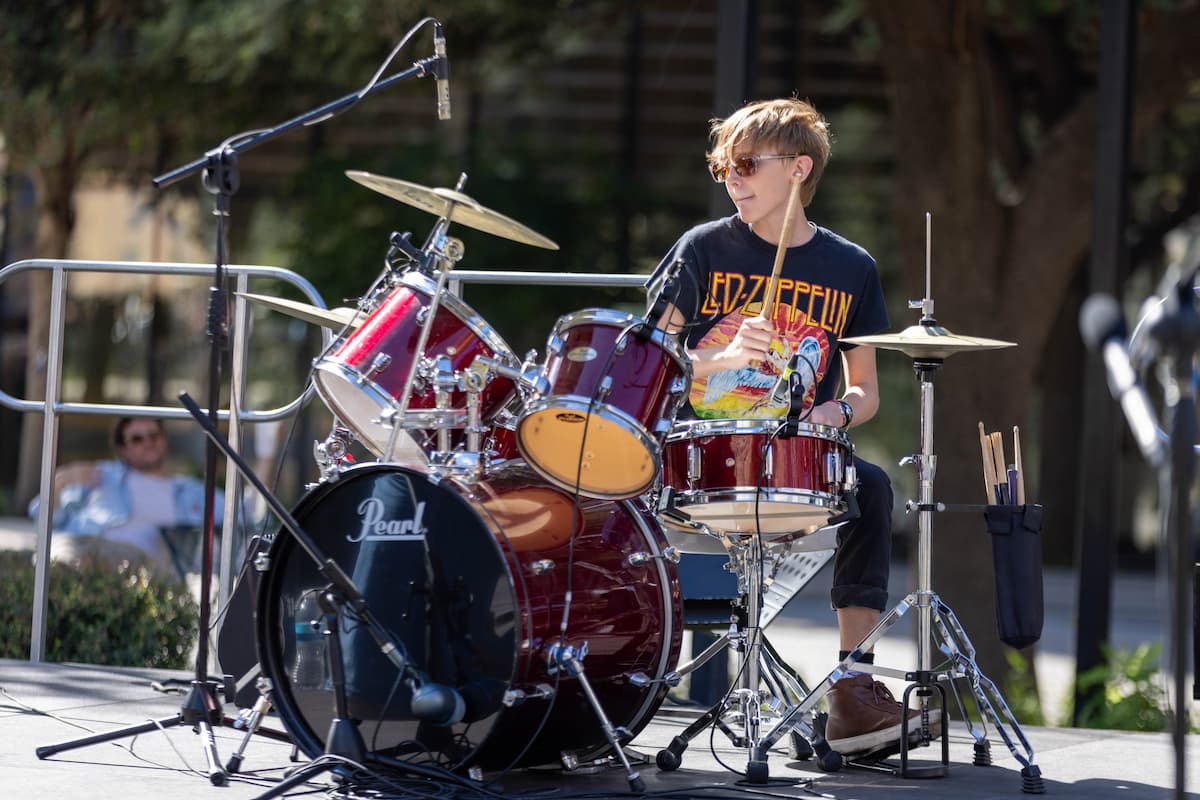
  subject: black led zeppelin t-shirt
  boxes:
[648,215,889,419]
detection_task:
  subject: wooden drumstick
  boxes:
[752,175,805,368]
[1013,425,1026,504]
[978,422,995,503]
[763,175,805,322]
[989,431,1007,504]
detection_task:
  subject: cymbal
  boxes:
[842,324,1016,360]
[236,292,364,330]
[345,170,560,251]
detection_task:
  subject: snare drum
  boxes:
[313,272,521,457]
[660,418,853,536]
[517,309,690,500]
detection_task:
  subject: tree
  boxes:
[862,0,1200,687]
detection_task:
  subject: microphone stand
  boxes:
[35,44,447,783]
[1145,269,1200,800]
[171,392,463,798]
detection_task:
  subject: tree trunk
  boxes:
[865,1,1200,693]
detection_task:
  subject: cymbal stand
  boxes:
[651,532,841,781]
[757,302,1045,794]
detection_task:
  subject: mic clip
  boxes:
[777,359,806,439]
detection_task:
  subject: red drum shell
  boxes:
[313,272,519,457]
[661,418,851,538]
[518,309,690,499]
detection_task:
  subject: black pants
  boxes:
[831,457,893,612]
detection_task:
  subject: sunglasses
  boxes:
[708,153,799,182]
[124,430,163,445]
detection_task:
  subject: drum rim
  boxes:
[665,417,852,447]
[551,307,690,370]
[670,487,844,512]
[401,271,521,367]
[311,360,431,457]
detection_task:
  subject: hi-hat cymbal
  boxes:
[346,170,560,251]
[236,292,364,330]
[842,324,1016,360]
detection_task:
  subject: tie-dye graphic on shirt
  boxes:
[690,275,851,419]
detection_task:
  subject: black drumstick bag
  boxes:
[983,504,1045,649]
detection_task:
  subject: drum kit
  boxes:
[226,176,1042,793]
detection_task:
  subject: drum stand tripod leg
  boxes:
[549,644,645,793]
[226,677,274,774]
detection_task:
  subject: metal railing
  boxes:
[3,260,651,664]
[0,259,329,662]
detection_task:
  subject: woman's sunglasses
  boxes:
[708,153,799,182]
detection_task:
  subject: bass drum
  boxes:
[256,461,682,770]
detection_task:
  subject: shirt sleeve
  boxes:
[839,255,889,349]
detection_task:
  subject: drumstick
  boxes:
[762,176,806,322]
[752,176,805,369]
[978,422,995,503]
[989,432,1007,504]
[1013,425,1026,504]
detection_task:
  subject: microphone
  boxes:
[1079,293,1165,467]
[410,678,466,726]
[433,23,451,120]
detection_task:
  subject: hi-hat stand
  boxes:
[755,289,1045,793]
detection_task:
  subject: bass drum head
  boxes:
[255,463,518,768]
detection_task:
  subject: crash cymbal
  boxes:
[346,170,559,251]
[236,292,364,330]
[842,324,1016,360]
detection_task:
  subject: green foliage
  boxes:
[0,550,198,669]
[1073,643,1172,732]
[1003,648,1047,726]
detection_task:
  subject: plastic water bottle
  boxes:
[292,592,326,689]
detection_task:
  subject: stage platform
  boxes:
[2,659,1195,800]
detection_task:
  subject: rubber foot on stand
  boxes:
[744,760,769,784]
[972,740,992,767]
[816,747,843,772]
[788,731,813,760]
[209,769,228,787]
[1021,764,1045,794]
[656,735,687,771]
[225,753,244,774]
[628,772,646,793]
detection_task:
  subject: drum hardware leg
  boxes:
[547,644,645,793]
[226,676,275,774]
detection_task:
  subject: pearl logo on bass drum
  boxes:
[349,496,427,542]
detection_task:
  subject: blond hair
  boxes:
[708,98,831,206]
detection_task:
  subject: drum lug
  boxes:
[670,376,688,395]
[502,683,555,707]
[362,352,392,382]
[528,558,556,575]
[596,375,613,401]
[626,546,680,567]
[628,671,682,688]
[763,443,775,482]
[253,551,271,572]
[546,334,565,355]
[844,463,858,493]
[826,450,843,487]
[687,441,702,484]
[415,306,430,326]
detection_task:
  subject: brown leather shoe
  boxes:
[825,673,942,756]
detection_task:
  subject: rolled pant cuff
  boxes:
[830,585,888,611]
